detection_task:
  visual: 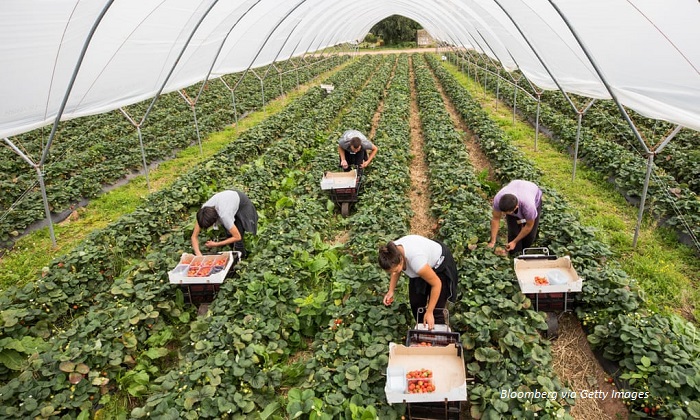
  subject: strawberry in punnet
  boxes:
[406,369,435,393]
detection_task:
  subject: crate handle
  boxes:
[517,247,557,260]
[416,307,449,327]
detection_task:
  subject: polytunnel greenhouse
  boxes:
[1,1,699,419]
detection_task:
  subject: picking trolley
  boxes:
[514,247,583,337]
[385,309,467,419]
[168,251,241,305]
[320,166,363,217]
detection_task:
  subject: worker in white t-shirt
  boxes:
[191,190,258,258]
[378,235,459,330]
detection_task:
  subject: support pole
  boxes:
[572,111,583,181]
[632,126,683,248]
[219,77,239,126]
[250,69,266,112]
[534,93,541,151]
[633,154,654,248]
[35,166,56,247]
[512,78,519,125]
[3,137,57,247]
[276,64,284,98]
[495,78,500,111]
[136,126,150,191]
[571,99,596,181]
[178,90,203,155]
[119,108,151,191]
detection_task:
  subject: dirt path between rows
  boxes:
[407,57,438,238]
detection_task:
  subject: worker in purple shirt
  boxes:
[488,180,543,255]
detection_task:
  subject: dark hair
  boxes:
[349,137,362,149]
[498,194,518,213]
[196,206,219,229]
[378,241,402,270]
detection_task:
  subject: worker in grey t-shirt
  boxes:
[337,130,378,171]
[191,190,258,258]
[488,180,543,255]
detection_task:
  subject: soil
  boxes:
[407,56,438,237]
[551,314,629,419]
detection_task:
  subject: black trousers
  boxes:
[340,149,367,171]
[506,201,542,255]
[223,190,258,259]
[407,243,458,325]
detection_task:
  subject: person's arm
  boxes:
[204,225,242,250]
[506,220,534,251]
[383,268,401,306]
[191,222,203,256]
[416,264,442,330]
[362,144,378,168]
[488,210,502,248]
[337,145,348,169]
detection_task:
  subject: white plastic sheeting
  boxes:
[1,0,699,139]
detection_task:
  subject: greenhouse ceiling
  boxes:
[1,0,699,139]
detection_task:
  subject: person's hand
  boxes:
[383,291,394,306]
[423,312,435,330]
[205,240,218,248]
[194,251,203,257]
[361,160,369,168]
[487,240,496,248]
[506,241,517,251]
[341,159,348,169]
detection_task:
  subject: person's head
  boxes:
[498,193,518,214]
[349,137,363,153]
[196,206,219,229]
[378,241,403,272]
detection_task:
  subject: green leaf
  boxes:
[145,347,170,359]
[200,385,216,398]
[259,401,281,420]
[122,332,138,348]
[640,356,651,367]
[493,398,509,413]
[40,406,56,417]
[474,347,501,363]
[334,328,354,343]
[0,350,24,370]
[364,343,384,358]
[687,401,700,418]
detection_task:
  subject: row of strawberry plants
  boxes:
[2,55,378,414]
[415,54,572,419]
[451,53,700,249]
[539,90,700,195]
[275,54,417,419]
[0,56,347,249]
[129,55,400,418]
[430,53,700,418]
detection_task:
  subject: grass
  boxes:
[0,81,321,292]
[445,62,700,322]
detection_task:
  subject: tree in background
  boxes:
[369,15,422,46]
